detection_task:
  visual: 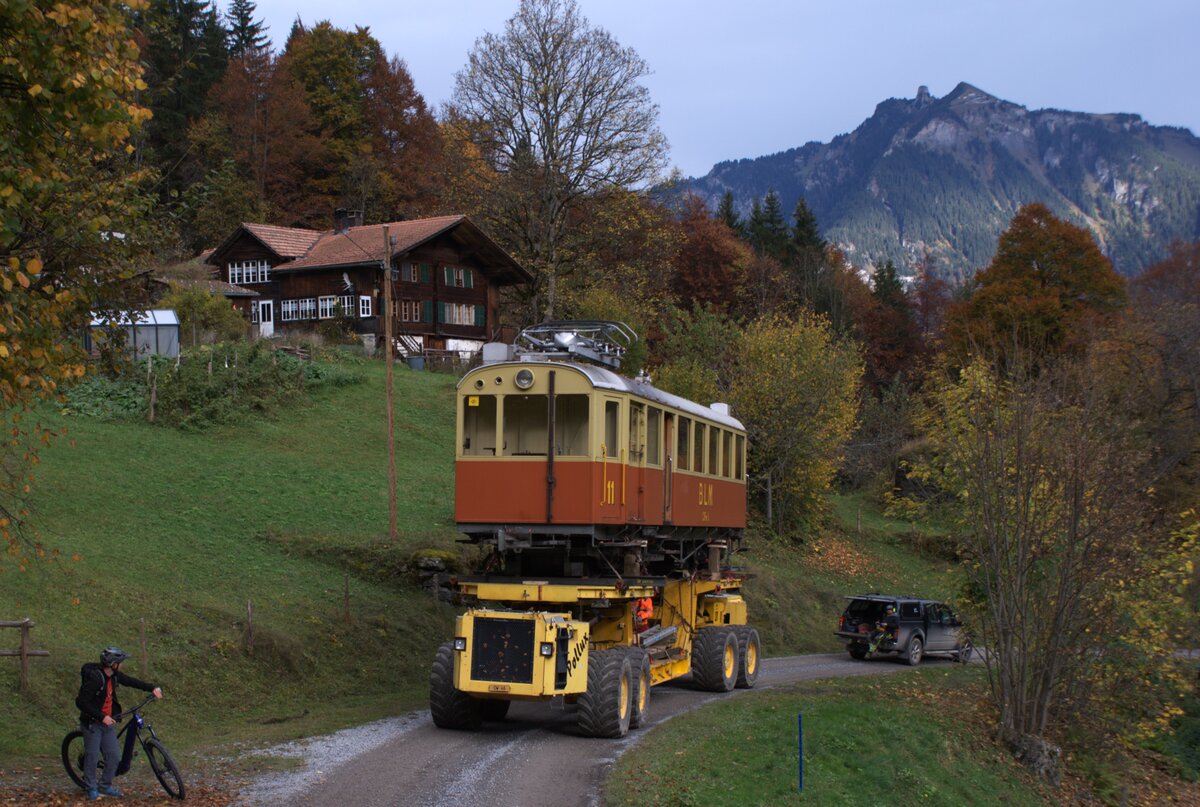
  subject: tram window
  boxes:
[628,402,645,462]
[462,394,497,456]
[735,434,745,480]
[708,426,719,475]
[554,394,589,456]
[502,395,548,456]
[677,418,691,471]
[647,407,661,466]
[722,430,732,477]
[693,423,706,475]
[603,399,620,459]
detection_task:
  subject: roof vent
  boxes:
[711,403,730,416]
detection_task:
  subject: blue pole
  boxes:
[798,712,803,793]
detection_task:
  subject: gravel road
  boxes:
[238,652,934,807]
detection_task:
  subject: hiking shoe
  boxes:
[86,789,99,801]
[99,785,123,797]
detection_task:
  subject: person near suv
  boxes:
[835,594,967,665]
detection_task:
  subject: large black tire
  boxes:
[479,699,511,722]
[734,626,761,689]
[848,645,868,660]
[955,638,975,663]
[577,649,633,738]
[430,642,482,730]
[61,730,87,790]
[905,635,924,666]
[623,648,652,729]
[145,737,185,800]
[690,627,737,692]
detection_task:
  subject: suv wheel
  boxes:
[905,636,923,666]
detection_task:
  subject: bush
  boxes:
[62,374,147,420]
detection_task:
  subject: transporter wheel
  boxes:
[577,649,633,738]
[690,627,737,692]
[429,642,482,730]
[848,645,868,660]
[734,626,761,689]
[479,699,511,722]
[623,648,652,729]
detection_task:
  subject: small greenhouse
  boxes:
[85,310,181,359]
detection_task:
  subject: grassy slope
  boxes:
[606,668,1052,807]
[2,361,463,761]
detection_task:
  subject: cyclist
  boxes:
[75,647,163,800]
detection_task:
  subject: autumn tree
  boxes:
[449,0,668,321]
[728,314,861,534]
[278,21,440,225]
[670,196,750,312]
[921,347,1192,779]
[1,0,155,562]
[650,304,742,406]
[945,203,1127,364]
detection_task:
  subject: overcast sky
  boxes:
[236,0,1200,178]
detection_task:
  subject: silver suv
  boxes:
[835,594,969,665]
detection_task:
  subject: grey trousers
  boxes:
[81,721,119,789]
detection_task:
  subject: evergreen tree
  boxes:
[872,259,906,312]
[717,190,743,237]
[791,197,824,251]
[226,0,270,56]
[135,0,230,201]
[748,190,788,261]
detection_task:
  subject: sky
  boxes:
[237,0,1200,179]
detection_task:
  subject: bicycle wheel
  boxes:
[61,730,88,790]
[144,737,186,800]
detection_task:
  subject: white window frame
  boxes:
[281,299,299,322]
[338,294,355,317]
[298,298,317,320]
[250,302,259,323]
[228,259,270,285]
[401,262,417,283]
[318,296,336,319]
[359,295,373,317]
[401,300,418,322]
[446,302,473,325]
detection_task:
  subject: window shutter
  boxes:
[444,266,453,285]
[419,263,431,283]
[464,269,474,289]
[474,304,485,327]
[437,302,446,323]
[423,300,433,323]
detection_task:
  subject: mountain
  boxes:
[678,83,1200,279]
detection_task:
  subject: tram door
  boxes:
[599,397,623,521]
[628,402,646,522]
[663,413,674,524]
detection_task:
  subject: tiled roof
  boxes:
[280,216,467,270]
[242,223,322,258]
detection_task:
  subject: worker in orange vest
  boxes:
[634,597,653,633]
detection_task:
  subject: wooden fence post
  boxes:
[19,619,30,692]
[246,599,254,655]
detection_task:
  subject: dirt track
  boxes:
[241,652,936,807]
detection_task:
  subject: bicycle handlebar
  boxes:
[112,693,158,722]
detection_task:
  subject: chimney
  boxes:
[333,208,364,234]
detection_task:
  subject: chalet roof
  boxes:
[242,223,322,258]
[277,216,532,286]
[154,277,260,298]
[206,216,532,287]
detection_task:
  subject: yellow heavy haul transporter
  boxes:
[429,323,761,738]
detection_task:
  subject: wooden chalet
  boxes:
[205,211,531,353]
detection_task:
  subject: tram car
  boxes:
[454,321,747,580]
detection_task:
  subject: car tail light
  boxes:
[838,615,844,630]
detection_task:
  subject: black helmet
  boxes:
[100,647,129,666]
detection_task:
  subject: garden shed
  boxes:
[85,310,181,359]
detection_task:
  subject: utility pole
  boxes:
[383,224,398,541]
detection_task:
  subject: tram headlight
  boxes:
[515,368,535,389]
[453,637,467,652]
[539,642,554,657]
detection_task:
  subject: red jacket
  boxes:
[75,663,157,725]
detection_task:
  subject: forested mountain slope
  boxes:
[679,82,1200,278]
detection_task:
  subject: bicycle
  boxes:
[62,693,185,800]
